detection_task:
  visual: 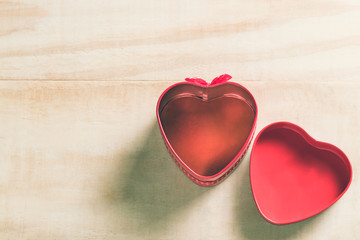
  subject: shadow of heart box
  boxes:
[156,74,352,225]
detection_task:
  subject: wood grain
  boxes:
[0,81,359,239]
[0,0,360,239]
[0,0,359,81]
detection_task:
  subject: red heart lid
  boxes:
[250,122,352,224]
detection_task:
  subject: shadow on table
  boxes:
[104,121,209,231]
[234,154,324,240]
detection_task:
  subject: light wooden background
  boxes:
[1,0,360,239]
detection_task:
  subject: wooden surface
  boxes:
[0,0,360,239]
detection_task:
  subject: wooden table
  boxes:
[1,0,359,239]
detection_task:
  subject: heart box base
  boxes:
[156,75,257,186]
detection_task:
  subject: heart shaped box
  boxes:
[156,75,257,186]
[156,75,352,224]
[250,122,352,224]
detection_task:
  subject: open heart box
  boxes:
[156,74,352,224]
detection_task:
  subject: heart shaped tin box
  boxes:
[156,74,352,224]
[156,74,257,186]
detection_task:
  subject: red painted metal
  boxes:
[250,122,352,224]
[157,75,257,186]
